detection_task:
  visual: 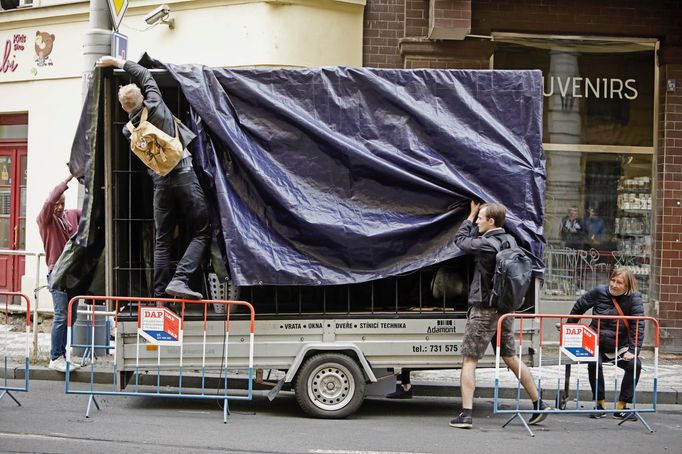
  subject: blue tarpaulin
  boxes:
[151,61,546,286]
[67,59,546,289]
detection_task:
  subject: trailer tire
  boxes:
[294,353,366,418]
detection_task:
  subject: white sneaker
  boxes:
[48,356,67,373]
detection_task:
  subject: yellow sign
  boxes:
[107,0,129,32]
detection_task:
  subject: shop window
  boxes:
[492,35,656,302]
[0,114,28,140]
[543,151,652,301]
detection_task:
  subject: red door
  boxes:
[0,143,27,293]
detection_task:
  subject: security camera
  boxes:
[144,5,170,25]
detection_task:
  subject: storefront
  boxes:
[362,0,681,350]
[493,35,656,303]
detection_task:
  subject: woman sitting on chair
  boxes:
[567,268,645,419]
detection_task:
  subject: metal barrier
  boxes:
[0,292,31,406]
[0,250,45,362]
[493,312,659,436]
[65,296,255,423]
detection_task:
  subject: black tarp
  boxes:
[51,70,105,293]
[65,58,546,289]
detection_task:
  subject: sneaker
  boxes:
[386,386,413,399]
[528,400,550,425]
[48,356,67,373]
[165,280,203,300]
[613,408,636,420]
[449,412,473,429]
[589,404,606,419]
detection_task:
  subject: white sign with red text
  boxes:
[138,307,182,346]
[560,323,598,362]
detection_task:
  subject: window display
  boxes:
[543,152,652,301]
[493,35,655,302]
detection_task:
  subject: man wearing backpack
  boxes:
[449,201,549,429]
[96,56,210,301]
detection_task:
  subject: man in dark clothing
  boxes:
[96,56,210,300]
[37,175,82,372]
[568,268,644,419]
[449,201,548,429]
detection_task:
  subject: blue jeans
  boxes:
[48,271,78,360]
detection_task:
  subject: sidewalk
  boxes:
[1,327,680,405]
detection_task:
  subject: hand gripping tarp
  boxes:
[66,58,546,288]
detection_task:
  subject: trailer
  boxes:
[64,61,546,418]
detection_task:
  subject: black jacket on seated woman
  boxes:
[567,268,645,418]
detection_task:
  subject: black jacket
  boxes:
[568,284,645,354]
[121,61,196,150]
[454,220,508,307]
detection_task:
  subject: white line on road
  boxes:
[310,450,430,454]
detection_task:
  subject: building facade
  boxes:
[362,0,681,351]
[0,0,365,310]
[1,0,680,352]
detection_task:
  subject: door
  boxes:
[0,145,27,293]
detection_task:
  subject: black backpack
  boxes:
[488,235,532,314]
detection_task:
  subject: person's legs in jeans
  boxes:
[152,178,176,297]
[170,171,210,287]
[48,273,78,360]
[49,285,69,360]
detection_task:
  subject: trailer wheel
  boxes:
[294,353,366,418]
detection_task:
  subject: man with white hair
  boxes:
[96,56,210,301]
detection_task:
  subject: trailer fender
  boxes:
[284,343,377,384]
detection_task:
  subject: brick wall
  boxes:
[405,0,429,37]
[471,0,681,43]
[655,63,682,351]
[363,0,405,68]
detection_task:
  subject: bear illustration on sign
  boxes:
[34,31,55,67]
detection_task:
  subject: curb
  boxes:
[3,366,679,405]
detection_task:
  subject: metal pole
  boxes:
[83,0,112,82]
[31,253,42,362]
[104,74,114,305]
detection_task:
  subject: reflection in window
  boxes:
[20,187,25,216]
[543,152,652,301]
[0,190,10,215]
[0,217,8,249]
[18,218,25,249]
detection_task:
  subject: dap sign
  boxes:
[560,323,598,362]
[139,307,182,346]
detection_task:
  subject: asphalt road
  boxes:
[0,380,680,454]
